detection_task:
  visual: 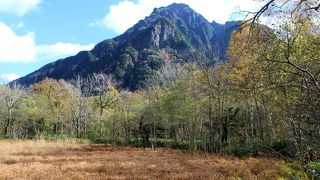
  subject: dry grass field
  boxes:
[0,140,294,179]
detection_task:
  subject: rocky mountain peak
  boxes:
[151,3,208,26]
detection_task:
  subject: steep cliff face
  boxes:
[15,3,241,90]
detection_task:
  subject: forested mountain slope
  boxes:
[15,3,240,89]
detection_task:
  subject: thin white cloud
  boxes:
[91,0,263,33]
[36,42,95,61]
[0,21,94,63]
[0,0,42,16]
[15,22,25,28]
[0,73,21,83]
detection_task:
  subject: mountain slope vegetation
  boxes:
[15,3,240,89]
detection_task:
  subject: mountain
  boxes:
[15,3,240,90]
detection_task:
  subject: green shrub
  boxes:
[271,139,296,159]
[285,164,308,180]
[305,162,320,179]
[44,134,89,144]
[223,145,252,158]
[0,135,6,140]
[174,140,192,150]
[91,137,123,145]
[223,139,297,158]
[91,137,110,144]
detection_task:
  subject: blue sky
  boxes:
[0,0,261,83]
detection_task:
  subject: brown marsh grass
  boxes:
[0,140,293,179]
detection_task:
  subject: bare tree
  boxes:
[88,73,119,136]
[0,83,26,137]
[64,77,90,138]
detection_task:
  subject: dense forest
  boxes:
[0,0,319,178]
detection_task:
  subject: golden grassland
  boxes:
[0,140,297,179]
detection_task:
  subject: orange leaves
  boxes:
[107,85,119,95]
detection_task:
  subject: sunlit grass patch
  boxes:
[0,140,301,179]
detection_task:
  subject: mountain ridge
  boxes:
[14,3,241,90]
